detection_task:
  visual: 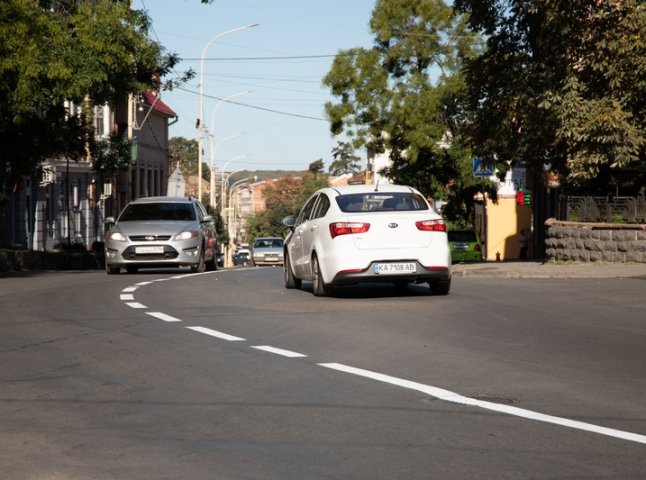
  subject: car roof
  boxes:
[330,184,418,195]
[129,196,195,204]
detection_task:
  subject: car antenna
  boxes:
[374,179,380,192]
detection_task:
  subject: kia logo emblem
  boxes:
[388,223,398,228]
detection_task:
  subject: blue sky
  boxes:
[133,0,376,173]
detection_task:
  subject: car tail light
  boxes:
[415,219,446,232]
[475,243,482,252]
[329,222,371,239]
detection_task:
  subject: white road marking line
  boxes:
[122,286,138,293]
[318,363,646,445]
[146,312,182,322]
[186,326,245,342]
[135,281,154,286]
[120,294,134,301]
[252,346,307,358]
[125,302,147,309]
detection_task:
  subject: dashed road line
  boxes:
[251,345,307,358]
[118,271,646,446]
[124,301,147,309]
[146,311,182,322]
[186,326,245,342]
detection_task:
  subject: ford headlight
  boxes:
[106,231,127,242]
[173,231,199,240]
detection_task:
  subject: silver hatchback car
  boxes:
[104,196,218,274]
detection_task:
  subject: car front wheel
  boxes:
[191,250,205,273]
[284,253,302,289]
[311,254,331,297]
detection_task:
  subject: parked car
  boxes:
[448,229,483,262]
[282,184,452,296]
[104,196,218,274]
[233,251,251,266]
[252,237,284,266]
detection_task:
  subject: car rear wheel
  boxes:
[312,254,331,297]
[284,253,301,289]
[429,278,451,295]
[206,249,217,271]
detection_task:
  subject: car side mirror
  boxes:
[104,216,115,231]
[282,215,295,230]
[203,214,214,223]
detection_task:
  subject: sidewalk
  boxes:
[452,261,646,279]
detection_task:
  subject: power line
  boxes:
[176,86,329,122]
[181,52,361,62]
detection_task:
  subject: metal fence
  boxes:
[559,195,646,224]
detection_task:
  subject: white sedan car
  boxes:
[282,184,452,296]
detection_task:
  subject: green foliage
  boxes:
[454,0,646,190]
[329,141,362,175]
[93,133,132,176]
[0,0,177,199]
[243,172,329,240]
[323,0,486,224]
[168,137,200,177]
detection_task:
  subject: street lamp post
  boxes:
[209,132,242,208]
[225,177,250,267]
[197,24,258,203]
[219,155,248,210]
[208,90,248,208]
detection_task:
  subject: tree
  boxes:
[0,0,178,216]
[308,159,325,175]
[323,0,494,223]
[243,171,329,241]
[454,0,646,191]
[329,141,362,175]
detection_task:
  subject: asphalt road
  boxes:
[1,266,645,479]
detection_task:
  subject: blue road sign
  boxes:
[473,157,494,177]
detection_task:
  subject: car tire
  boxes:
[106,265,120,275]
[429,278,451,295]
[191,251,205,273]
[284,253,302,289]
[206,249,217,271]
[312,254,331,297]
[126,265,138,274]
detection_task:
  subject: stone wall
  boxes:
[545,219,646,263]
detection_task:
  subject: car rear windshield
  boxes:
[119,203,196,222]
[448,231,478,242]
[335,192,428,213]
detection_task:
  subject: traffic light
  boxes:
[516,188,532,206]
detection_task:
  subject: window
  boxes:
[335,192,428,213]
[295,195,318,226]
[311,193,331,219]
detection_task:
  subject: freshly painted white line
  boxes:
[146,312,182,322]
[122,286,138,293]
[252,346,306,358]
[186,326,245,342]
[318,363,646,445]
[125,302,147,309]
[120,294,134,301]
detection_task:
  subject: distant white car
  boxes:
[282,184,451,296]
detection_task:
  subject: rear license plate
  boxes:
[136,246,164,254]
[374,262,416,274]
